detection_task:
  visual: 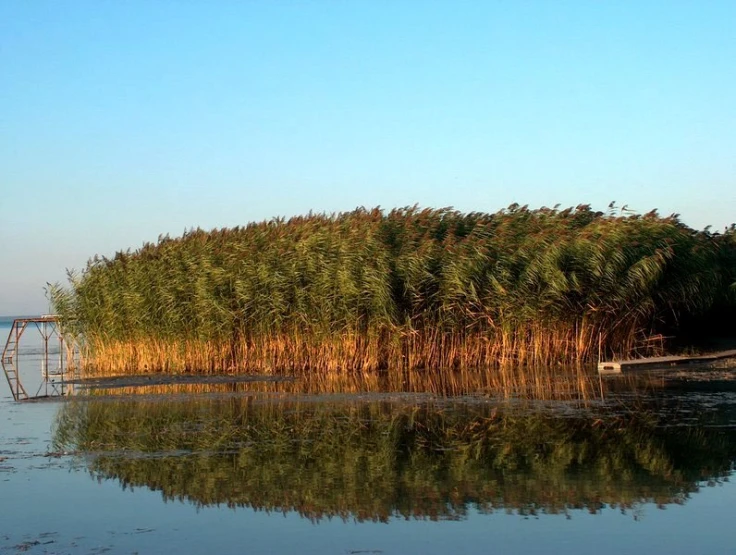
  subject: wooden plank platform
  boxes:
[598,350,736,375]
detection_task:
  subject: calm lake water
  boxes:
[2,319,736,554]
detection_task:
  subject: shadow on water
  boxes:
[69,364,615,400]
[52,391,736,523]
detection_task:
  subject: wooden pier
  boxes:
[598,349,736,375]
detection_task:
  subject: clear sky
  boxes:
[1,0,735,315]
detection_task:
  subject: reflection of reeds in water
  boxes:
[50,206,736,377]
[81,366,605,401]
[53,397,736,522]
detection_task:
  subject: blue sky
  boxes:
[1,0,735,314]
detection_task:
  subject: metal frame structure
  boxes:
[1,316,79,401]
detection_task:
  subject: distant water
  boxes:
[0,314,47,326]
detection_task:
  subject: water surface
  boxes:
[1,320,736,554]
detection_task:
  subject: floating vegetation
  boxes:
[53,397,736,521]
[50,204,736,376]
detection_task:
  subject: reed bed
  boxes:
[50,204,736,376]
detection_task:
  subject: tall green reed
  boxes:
[50,204,736,375]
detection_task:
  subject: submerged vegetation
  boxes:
[50,204,736,375]
[53,398,736,521]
